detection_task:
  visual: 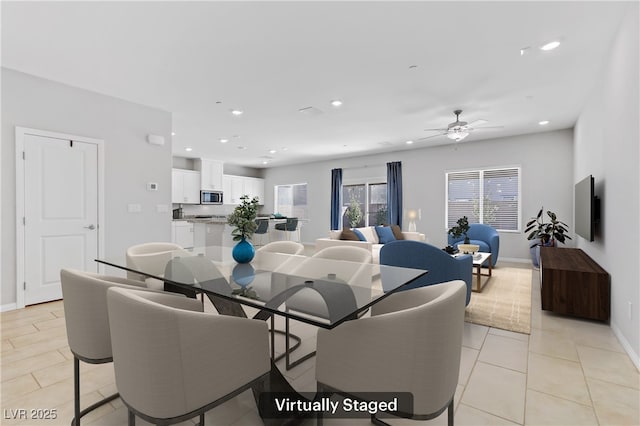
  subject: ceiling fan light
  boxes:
[447,128,469,141]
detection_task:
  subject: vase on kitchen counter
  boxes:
[227,195,259,264]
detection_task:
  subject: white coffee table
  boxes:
[453,251,492,292]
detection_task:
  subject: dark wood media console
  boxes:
[539,247,610,321]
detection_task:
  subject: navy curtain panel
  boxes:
[387,161,403,227]
[330,168,343,230]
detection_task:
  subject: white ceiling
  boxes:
[1,1,631,168]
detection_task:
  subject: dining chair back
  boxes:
[106,287,270,425]
[315,280,467,426]
[60,268,192,426]
[256,240,304,255]
[280,246,373,370]
[125,242,185,289]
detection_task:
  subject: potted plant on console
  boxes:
[525,207,571,268]
[228,195,259,263]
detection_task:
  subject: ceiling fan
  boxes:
[419,109,502,142]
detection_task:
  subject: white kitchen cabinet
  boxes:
[172,169,200,204]
[245,177,265,204]
[222,175,265,204]
[172,221,194,248]
[198,159,223,191]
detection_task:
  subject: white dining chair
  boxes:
[315,280,467,426]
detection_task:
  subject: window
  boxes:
[343,182,387,228]
[446,167,520,231]
[274,183,308,219]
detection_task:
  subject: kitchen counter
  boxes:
[174,215,228,224]
[191,220,233,247]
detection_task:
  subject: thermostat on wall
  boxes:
[147,182,158,191]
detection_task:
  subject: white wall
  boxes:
[263,128,574,261]
[1,69,173,306]
[574,8,639,367]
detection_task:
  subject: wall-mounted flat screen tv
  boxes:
[574,175,599,242]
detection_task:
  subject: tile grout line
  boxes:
[455,326,488,417]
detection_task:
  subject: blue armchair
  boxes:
[380,240,472,305]
[448,223,499,267]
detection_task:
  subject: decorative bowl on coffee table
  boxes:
[458,244,480,254]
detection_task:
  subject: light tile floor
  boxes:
[1,263,638,425]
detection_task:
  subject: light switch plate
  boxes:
[147,182,158,191]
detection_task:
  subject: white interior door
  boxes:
[23,134,99,305]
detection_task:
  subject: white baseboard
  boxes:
[611,321,640,371]
[1,303,17,312]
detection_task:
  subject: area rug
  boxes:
[464,266,532,334]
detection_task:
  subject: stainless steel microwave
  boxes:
[200,191,223,205]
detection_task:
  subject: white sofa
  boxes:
[315,226,426,263]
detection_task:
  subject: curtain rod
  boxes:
[339,163,388,171]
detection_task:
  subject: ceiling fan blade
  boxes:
[466,119,488,128]
[423,128,447,132]
[417,133,447,141]
[471,125,504,130]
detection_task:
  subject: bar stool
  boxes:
[253,218,270,246]
[274,217,299,241]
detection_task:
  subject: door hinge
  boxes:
[23,217,25,225]
[22,151,25,160]
[70,140,73,147]
[23,282,26,290]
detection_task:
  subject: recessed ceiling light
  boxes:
[269,149,277,154]
[406,140,414,145]
[539,120,550,125]
[262,161,268,165]
[220,138,229,143]
[185,147,193,152]
[171,132,176,136]
[330,100,343,107]
[230,109,244,116]
[540,41,560,51]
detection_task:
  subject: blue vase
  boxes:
[232,263,255,287]
[530,245,541,268]
[232,238,255,264]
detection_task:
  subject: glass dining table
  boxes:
[96,245,427,424]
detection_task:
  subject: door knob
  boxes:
[84,224,96,230]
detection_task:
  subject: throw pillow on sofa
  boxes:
[340,228,360,241]
[352,228,367,241]
[375,226,396,244]
[390,224,405,240]
[355,226,378,243]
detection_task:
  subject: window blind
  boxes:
[446,167,520,231]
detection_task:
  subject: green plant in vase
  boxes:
[227,195,259,263]
[525,208,571,246]
[448,216,470,244]
[525,207,571,267]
